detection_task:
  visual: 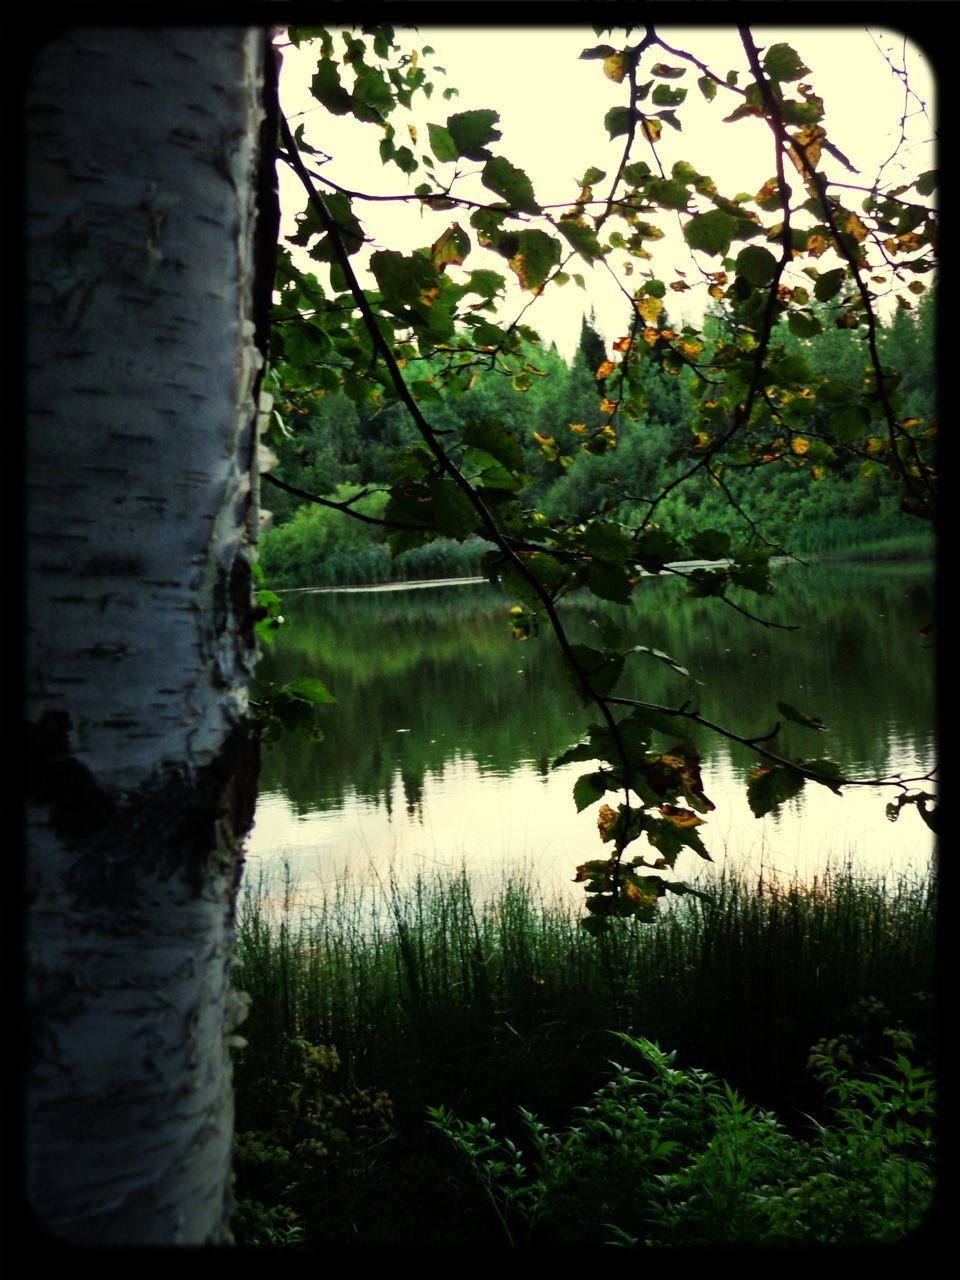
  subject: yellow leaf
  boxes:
[599,397,620,414]
[639,295,662,322]
[595,359,615,380]
[787,124,826,174]
[791,436,810,455]
[641,326,660,345]
[805,234,829,258]
[658,804,706,828]
[641,118,662,143]
[407,124,418,145]
[603,52,626,83]
[843,211,868,243]
[613,336,633,352]
[597,804,617,837]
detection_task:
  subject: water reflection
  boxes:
[247,562,936,902]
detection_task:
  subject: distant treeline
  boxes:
[260,295,935,587]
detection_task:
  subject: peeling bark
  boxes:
[25,28,273,1244]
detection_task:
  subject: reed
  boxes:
[233,857,935,1127]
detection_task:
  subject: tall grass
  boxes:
[233,859,936,1130]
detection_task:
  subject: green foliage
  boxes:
[232,1035,395,1247]
[267,24,938,922]
[428,1036,935,1246]
[232,859,935,1244]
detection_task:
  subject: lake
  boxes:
[246,560,936,909]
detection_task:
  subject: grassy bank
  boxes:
[258,495,933,591]
[230,860,936,1245]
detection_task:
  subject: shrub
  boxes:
[428,1035,936,1246]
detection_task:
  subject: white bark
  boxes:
[26,28,269,1244]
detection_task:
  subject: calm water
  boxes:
[247,561,936,905]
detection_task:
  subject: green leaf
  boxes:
[427,476,479,539]
[776,701,825,731]
[582,520,633,563]
[800,759,846,795]
[310,59,353,115]
[814,268,846,302]
[633,527,682,571]
[567,645,625,702]
[683,210,739,257]
[746,764,805,817]
[652,84,687,106]
[462,418,525,474]
[788,310,823,338]
[310,193,364,260]
[370,249,438,308]
[604,106,632,139]
[762,43,811,83]
[573,771,609,812]
[832,403,871,444]
[587,562,633,603]
[285,677,337,705]
[688,529,732,561]
[648,178,690,211]
[427,122,459,162]
[580,166,607,185]
[430,223,470,270]
[915,170,937,196]
[446,108,502,160]
[736,244,777,287]
[351,65,394,121]
[557,218,604,261]
[466,269,505,302]
[697,75,717,102]
[632,645,694,679]
[622,706,684,740]
[482,156,540,214]
[499,228,562,293]
[553,740,597,768]
[729,547,772,595]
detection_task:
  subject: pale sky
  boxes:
[277,26,936,359]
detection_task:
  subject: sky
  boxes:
[276,25,936,360]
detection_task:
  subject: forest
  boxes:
[259,293,935,587]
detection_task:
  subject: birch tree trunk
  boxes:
[25,28,275,1244]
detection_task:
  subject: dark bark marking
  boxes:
[27,710,115,843]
